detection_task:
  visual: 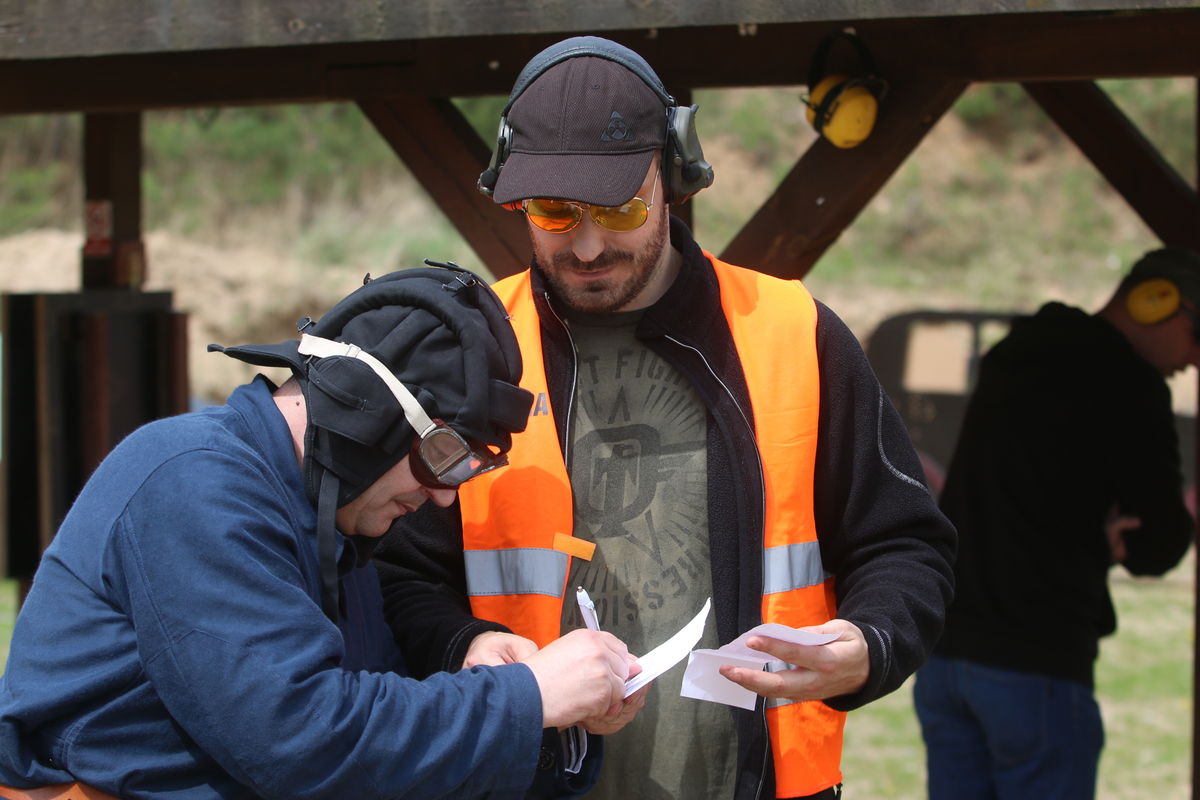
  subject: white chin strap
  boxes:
[297,333,438,438]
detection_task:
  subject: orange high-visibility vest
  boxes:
[458,255,844,797]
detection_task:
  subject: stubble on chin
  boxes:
[533,212,669,314]
[542,251,637,313]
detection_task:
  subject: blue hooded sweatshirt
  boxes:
[0,377,582,799]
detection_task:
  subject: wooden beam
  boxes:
[357,95,531,279]
[950,9,1200,83]
[719,77,968,279]
[8,1,1192,61]
[82,112,145,290]
[3,11,1200,116]
[1023,80,1200,251]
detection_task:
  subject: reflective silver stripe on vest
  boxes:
[464,548,568,597]
[762,541,828,594]
[765,660,798,708]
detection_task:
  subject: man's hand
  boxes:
[523,629,642,729]
[577,681,649,735]
[463,631,539,669]
[718,619,869,703]
[1105,502,1141,564]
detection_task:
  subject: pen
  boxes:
[576,586,601,631]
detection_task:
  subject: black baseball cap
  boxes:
[492,50,669,207]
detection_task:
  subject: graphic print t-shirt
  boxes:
[559,308,736,800]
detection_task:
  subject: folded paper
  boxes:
[680,623,840,709]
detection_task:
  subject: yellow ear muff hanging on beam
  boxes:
[803,30,888,149]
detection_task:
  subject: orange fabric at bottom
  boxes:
[0,783,121,800]
[767,702,846,797]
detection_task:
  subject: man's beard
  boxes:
[534,210,670,313]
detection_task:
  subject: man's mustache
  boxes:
[551,249,637,272]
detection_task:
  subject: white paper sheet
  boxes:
[623,597,711,697]
[680,623,840,709]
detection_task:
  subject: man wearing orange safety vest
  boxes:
[375,36,956,800]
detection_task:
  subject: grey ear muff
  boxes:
[477,117,512,196]
[478,36,714,204]
[664,104,714,205]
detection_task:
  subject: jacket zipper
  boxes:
[542,291,580,469]
[664,334,770,800]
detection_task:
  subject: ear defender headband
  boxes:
[1127,277,1183,325]
[296,334,441,441]
[803,30,889,149]
[477,36,714,204]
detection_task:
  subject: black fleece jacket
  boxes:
[373,217,956,800]
[935,301,1193,687]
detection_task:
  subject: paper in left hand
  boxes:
[680,623,839,709]
[623,597,711,697]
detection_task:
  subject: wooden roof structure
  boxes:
[2,0,1200,793]
[2,1,1198,285]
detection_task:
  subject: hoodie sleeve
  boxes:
[373,500,513,677]
[1105,352,1194,576]
[112,449,542,799]
[809,302,958,711]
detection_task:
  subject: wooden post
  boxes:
[82,112,145,290]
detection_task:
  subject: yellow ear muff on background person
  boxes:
[805,74,879,149]
[1126,277,1182,325]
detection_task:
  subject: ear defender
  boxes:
[478,36,713,204]
[1127,277,1183,325]
[803,30,888,149]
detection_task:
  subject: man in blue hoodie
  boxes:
[915,247,1200,799]
[0,264,639,800]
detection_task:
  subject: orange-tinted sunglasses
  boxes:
[508,171,659,234]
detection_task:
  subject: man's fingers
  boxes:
[463,631,539,668]
[580,682,651,734]
[720,664,789,696]
[745,636,814,667]
[625,652,643,679]
[596,631,635,680]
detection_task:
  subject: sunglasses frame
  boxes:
[521,170,660,234]
[296,333,505,489]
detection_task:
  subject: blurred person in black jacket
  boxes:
[915,247,1200,800]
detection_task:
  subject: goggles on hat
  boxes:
[297,334,507,489]
[516,170,659,234]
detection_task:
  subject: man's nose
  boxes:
[570,214,607,263]
[427,487,458,508]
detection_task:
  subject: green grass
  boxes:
[0,579,16,668]
[841,554,1196,799]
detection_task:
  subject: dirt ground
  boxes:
[0,226,937,404]
[0,228,359,403]
[2,223,1194,414]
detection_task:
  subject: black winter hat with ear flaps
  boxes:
[212,262,533,506]
[208,262,534,622]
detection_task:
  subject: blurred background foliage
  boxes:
[1,77,1194,398]
[0,78,1192,270]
